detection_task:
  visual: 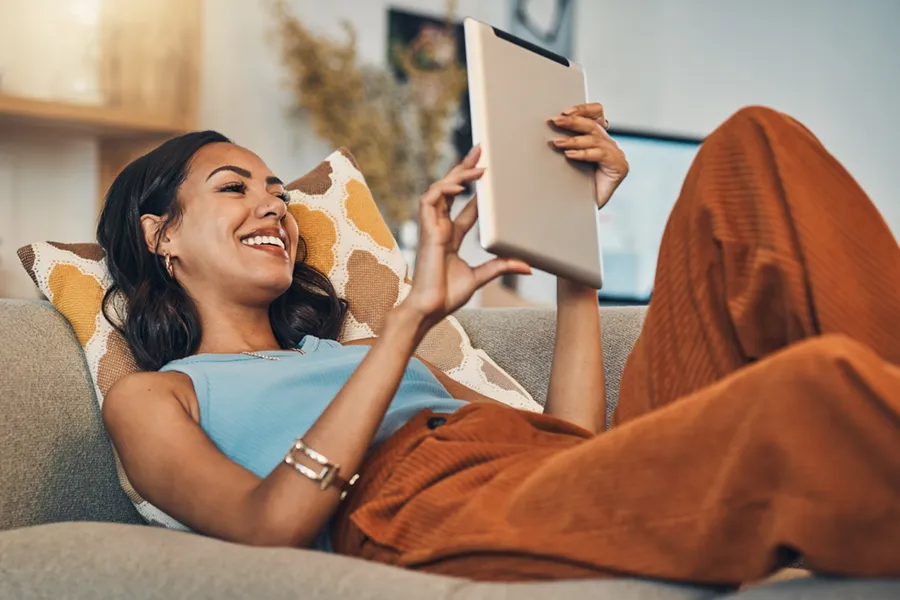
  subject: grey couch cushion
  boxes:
[724,577,900,599]
[0,300,140,531]
[456,306,646,427]
[0,522,718,600]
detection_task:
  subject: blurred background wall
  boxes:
[1,0,898,301]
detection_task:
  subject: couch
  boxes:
[1,299,898,599]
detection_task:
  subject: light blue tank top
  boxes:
[159,334,465,550]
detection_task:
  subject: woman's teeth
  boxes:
[241,235,285,250]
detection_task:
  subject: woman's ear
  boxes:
[140,214,169,256]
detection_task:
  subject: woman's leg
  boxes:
[501,336,900,583]
[334,107,900,584]
[615,106,900,425]
[338,339,900,584]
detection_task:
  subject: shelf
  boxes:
[0,93,188,139]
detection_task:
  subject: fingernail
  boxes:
[565,150,578,156]
[562,107,576,115]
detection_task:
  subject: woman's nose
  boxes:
[254,193,287,220]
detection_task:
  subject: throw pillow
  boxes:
[17,147,539,531]
[285,149,538,410]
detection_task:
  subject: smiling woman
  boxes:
[95,107,900,587]
[96,131,348,372]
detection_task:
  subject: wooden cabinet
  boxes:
[0,0,202,210]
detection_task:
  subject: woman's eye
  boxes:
[219,182,246,194]
[277,191,291,203]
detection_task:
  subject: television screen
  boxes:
[597,130,703,301]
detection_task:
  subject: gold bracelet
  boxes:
[283,438,359,500]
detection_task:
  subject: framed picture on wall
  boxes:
[508,0,575,59]
[387,8,471,166]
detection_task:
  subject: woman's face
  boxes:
[146,142,299,307]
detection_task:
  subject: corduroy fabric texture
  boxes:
[615,106,900,424]
[331,107,900,586]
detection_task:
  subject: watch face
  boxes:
[509,0,576,58]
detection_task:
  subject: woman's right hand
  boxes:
[399,146,532,331]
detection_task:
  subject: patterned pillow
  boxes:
[17,148,539,530]
[286,149,537,410]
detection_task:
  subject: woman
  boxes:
[99,103,900,586]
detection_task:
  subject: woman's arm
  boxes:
[104,304,429,548]
[105,147,529,548]
[542,279,606,432]
[541,102,629,433]
[248,305,431,545]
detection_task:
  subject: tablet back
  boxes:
[464,17,603,289]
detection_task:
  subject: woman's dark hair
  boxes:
[97,130,348,372]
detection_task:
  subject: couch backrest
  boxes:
[455,305,647,425]
[0,299,646,532]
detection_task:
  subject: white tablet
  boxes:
[464,17,603,289]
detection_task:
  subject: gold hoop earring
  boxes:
[163,252,174,278]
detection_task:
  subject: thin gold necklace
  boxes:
[240,347,306,361]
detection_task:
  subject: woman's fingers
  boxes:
[440,167,485,192]
[561,147,610,162]
[550,114,604,135]
[446,145,482,177]
[551,133,613,150]
[462,145,482,168]
[562,102,604,119]
[453,167,486,183]
[470,257,532,289]
[560,102,608,128]
[451,195,478,248]
[421,171,482,209]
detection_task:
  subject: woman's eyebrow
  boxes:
[206,165,251,181]
[206,166,283,187]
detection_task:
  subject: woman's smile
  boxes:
[239,227,290,260]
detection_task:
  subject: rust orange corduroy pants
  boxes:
[331,106,900,586]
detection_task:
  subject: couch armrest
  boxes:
[455,306,646,427]
[0,300,141,531]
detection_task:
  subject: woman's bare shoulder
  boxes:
[104,370,200,423]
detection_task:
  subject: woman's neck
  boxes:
[193,298,282,355]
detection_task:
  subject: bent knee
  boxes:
[744,334,889,423]
[710,105,808,142]
[725,105,785,125]
[785,334,875,364]
[766,334,882,396]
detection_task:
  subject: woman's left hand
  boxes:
[549,102,629,210]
